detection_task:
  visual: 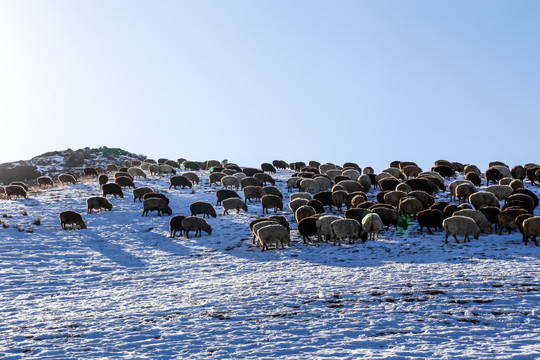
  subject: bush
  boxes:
[99,146,129,157]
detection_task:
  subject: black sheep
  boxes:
[478,206,501,233]
[314,191,334,211]
[417,209,444,234]
[169,215,187,238]
[169,175,193,190]
[297,216,320,244]
[513,188,539,208]
[432,165,455,178]
[405,178,435,196]
[306,199,325,214]
[261,163,277,173]
[216,189,241,205]
[102,183,124,198]
[485,167,503,185]
[378,178,400,191]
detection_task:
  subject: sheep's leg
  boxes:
[427,227,433,235]
[532,235,539,246]
[452,234,460,243]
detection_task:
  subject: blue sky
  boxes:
[0,1,538,171]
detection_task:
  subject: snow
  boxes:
[1,165,540,359]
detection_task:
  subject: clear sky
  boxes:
[1,1,538,171]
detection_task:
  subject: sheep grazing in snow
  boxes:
[331,190,349,211]
[132,187,153,203]
[143,192,169,204]
[330,218,364,245]
[521,217,540,246]
[442,216,480,244]
[398,197,423,218]
[511,165,526,180]
[464,164,481,175]
[289,192,312,202]
[102,183,124,198]
[371,207,400,230]
[261,186,283,199]
[297,215,321,244]
[465,172,482,186]
[455,183,477,204]
[181,216,212,238]
[417,209,444,234]
[115,176,135,189]
[295,205,316,223]
[250,219,278,245]
[58,173,77,185]
[316,215,342,242]
[182,172,200,185]
[243,186,262,203]
[254,173,275,186]
[98,174,108,186]
[498,207,529,235]
[452,209,493,234]
[86,196,113,213]
[256,224,290,251]
[190,201,217,218]
[513,188,539,208]
[485,167,503,185]
[5,185,27,199]
[485,185,513,202]
[142,198,172,216]
[169,175,193,190]
[127,167,147,179]
[261,163,277,173]
[469,191,500,210]
[314,191,334,211]
[222,198,248,215]
[395,183,412,194]
[307,199,325,214]
[220,175,240,190]
[383,190,408,207]
[241,177,263,189]
[37,176,54,188]
[215,189,240,206]
[344,208,371,225]
[286,177,302,192]
[300,178,320,194]
[362,213,383,240]
[59,210,87,230]
[261,194,283,214]
[83,167,98,177]
[378,177,400,192]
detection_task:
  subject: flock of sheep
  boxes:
[2,158,540,250]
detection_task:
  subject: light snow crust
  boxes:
[1,167,539,359]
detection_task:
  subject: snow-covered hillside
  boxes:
[1,160,539,359]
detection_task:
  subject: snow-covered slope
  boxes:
[1,162,539,359]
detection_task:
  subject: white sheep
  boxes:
[485,185,513,202]
[522,217,540,246]
[469,191,500,210]
[221,198,248,215]
[342,169,361,180]
[256,224,290,251]
[319,163,337,174]
[316,215,342,242]
[289,192,312,202]
[453,209,493,234]
[448,180,473,202]
[251,220,278,245]
[300,178,320,194]
[314,176,332,191]
[418,171,445,184]
[233,172,247,181]
[492,165,511,178]
[287,176,301,192]
[324,169,342,180]
[221,175,240,190]
[330,218,362,245]
[383,190,408,207]
[127,167,147,179]
[335,179,362,193]
[362,213,383,240]
[442,216,480,244]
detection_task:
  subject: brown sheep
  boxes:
[37,176,54,188]
[142,198,172,216]
[58,173,77,185]
[5,185,27,199]
[115,176,135,188]
[132,187,154,202]
[98,174,109,186]
[181,216,212,238]
[86,196,113,213]
[261,194,283,214]
[190,201,217,218]
[59,210,87,230]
